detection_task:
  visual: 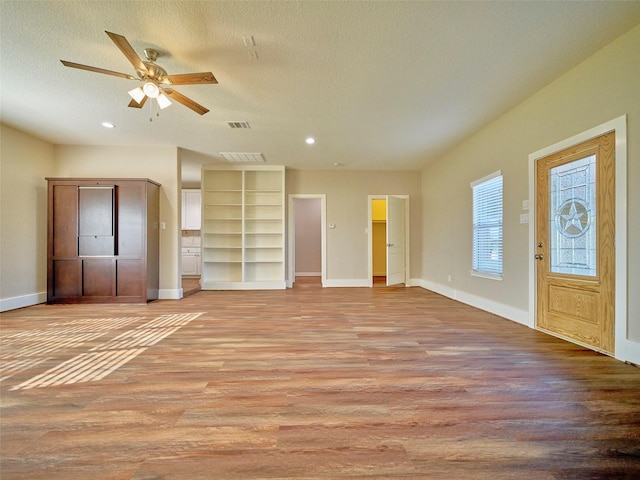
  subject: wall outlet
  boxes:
[447,275,452,283]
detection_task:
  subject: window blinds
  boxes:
[471,172,503,277]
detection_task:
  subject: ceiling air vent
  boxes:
[220,152,266,163]
[227,121,250,129]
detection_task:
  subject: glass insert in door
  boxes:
[549,154,596,276]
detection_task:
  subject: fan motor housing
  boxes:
[138,62,167,82]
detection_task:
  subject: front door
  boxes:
[386,195,406,286]
[535,131,615,354]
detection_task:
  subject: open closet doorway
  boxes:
[371,199,388,285]
[287,194,326,288]
[368,195,410,287]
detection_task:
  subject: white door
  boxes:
[386,195,406,286]
[287,194,327,287]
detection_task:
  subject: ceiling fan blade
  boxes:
[163,88,209,115]
[60,60,137,80]
[105,31,148,75]
[161,72,218,85]
[128,96,148,108]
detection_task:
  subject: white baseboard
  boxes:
[455,290,529,326]
[295,272,322,277]
[0,291,47,312]
[158,288,183,300]
[413,278,454,297]
[320,278,424,288]
[415,279,528,326]
[322,279,370,288]
[620,339,640,366]
[289,277,421,289]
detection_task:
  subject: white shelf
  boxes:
[201,165,285,289]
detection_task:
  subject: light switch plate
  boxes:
[520,213,529,224]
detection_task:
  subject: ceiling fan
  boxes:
[61,31,217,115]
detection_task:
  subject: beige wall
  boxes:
[54,145,182,297]
[421,25,640,344]
[286,170,422,282]
[0,124,56,309]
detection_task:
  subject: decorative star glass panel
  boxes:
[549,154,596,276]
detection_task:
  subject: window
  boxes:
[471,171,503,279]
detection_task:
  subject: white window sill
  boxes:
[470,271,503,281]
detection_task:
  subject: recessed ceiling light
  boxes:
[305,137,315,145]
[101,122,115,128]
[332,162,343,167]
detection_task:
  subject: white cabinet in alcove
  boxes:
[181,189,202,230]
[182,247,201,276]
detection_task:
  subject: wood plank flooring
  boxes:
[1,280,639,479]
[182,276,201,297]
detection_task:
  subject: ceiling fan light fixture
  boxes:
[156,93,172,109]
[128,86,145,103]
[143,81,160,98]
[61,31,215,116]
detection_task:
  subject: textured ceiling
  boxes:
[2,1,640,184]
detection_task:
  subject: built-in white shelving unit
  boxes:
[201,165,285,290]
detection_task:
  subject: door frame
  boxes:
[287,194,327,288]
[367,195,410,288]
[527,115,633,363]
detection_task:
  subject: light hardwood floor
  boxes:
[182,276,201,297]
[1,279,639,479]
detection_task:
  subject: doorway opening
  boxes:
[371,199,387,285]
[528,115,632,363]
[368,195,410,287]
[287,194,326,288]
[535,132,615,354]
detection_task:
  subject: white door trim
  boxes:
[367,195,410,288]
[287,194,327,288]
[528,115,633,363]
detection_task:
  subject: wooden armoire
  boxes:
[46,178,160,304]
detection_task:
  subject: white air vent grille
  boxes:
[220,152,265,163]
[227,121,250,129]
